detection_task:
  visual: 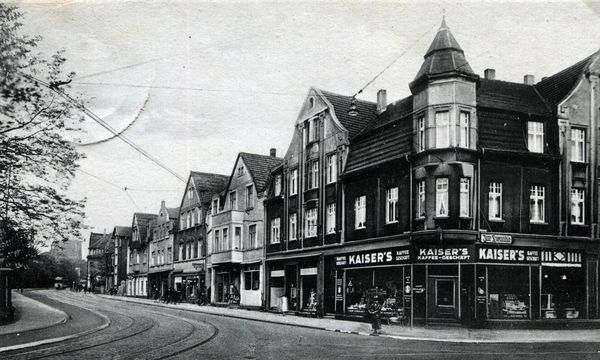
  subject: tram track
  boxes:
[3,291,220,360]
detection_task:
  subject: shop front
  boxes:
[334,247,412,324]
[148,271,171,300]
[266,256,322,314]
[475,245,587,321]
[212,266,241,305]
[173,272,205,303]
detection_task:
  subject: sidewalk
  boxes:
[99,294,600,343]
[0,291,67,336]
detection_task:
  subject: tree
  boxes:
[0,4,86,268]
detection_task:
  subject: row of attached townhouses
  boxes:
[88,19,600,326]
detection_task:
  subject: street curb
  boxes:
[0,294,69,338]
[0,298,111,353]
[98,295,600,344]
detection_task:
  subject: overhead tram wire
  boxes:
[78,169,179,193]
[19,72,185,182]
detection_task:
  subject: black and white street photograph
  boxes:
[1,0,600,359]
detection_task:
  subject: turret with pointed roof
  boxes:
[410,18,478,93]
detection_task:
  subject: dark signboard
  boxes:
[335,247,410,268]
[477,246,583,267]
[477,246,540,264]
[414,246,471,262]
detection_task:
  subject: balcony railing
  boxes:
[212,210,245,227]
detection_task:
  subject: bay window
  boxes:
[435,178,448,217]
[435,111,450,148]
[416,180,426,218]
[460,178,470,217]
[571,128,585,162]
[459,111,470,148]
[305,208,317,237]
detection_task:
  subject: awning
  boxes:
[266,252,322,262]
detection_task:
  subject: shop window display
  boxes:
[541,267,585,319]
[301,276,317,311]
[345,267,404,319]
[487,266,529,319]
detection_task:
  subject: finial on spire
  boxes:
[441,9,448,29]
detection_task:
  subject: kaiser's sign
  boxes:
[335,247,410,268]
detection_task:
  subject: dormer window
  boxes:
[435,111,450,148]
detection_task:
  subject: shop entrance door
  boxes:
[428,277,458,319]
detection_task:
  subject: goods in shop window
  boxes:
[502,294,527,318]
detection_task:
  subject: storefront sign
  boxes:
[480,233,513,244]
[541,250,582,268]
[300,267,318,276]
[270,270,284,277]
[477,247,539,263]
[415,246,470,262]
[335,247,410,268]
[336,278,343,301]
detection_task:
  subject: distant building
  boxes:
[173,171,229,303]
[111,226,131,295]
[50,238,83,261]
[148,201,179,300]
[86,232,111,291]
[127,213,157,297]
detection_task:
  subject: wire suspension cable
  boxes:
[19,72,185,182]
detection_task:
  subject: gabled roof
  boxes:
[239,152,283,193]
[319,89,378,140]
[478,79,551,116]
[189,171,229,205]
[166,207,180,219]
[132,212,157,241]
[412,19,476,89]
[535,54,596,113]
[89,232,111,249]
[112,226,131,238]
[345,96,413,174]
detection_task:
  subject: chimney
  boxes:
[270,148,276,157]
[484,68,495,80]
[161,200,165,207]
[376,89,387,114]
[523,74,535,85]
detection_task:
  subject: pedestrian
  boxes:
[368,295,382,335]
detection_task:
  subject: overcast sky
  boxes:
[18,1,600,256]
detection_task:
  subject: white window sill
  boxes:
[354,226,366,230]
[326,231,337,235]
[530,221,547,225]
[433,216,449,219]
[385,220,398,225]
[488,218,505,223]
[305,235,317,239]
[269,242,281,245]
[571,222,586,226]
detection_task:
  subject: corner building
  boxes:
[265,19,600,325]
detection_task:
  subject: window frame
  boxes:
[270,217,281,244]
[435,178,449,218]
[289,213,297,241]
[488,182,503,221]
[416,180,426,219]
[529,185,546,223]
[385,187,399,224]
[354,195,366,230]
[570,188,585,225]
[326,153,337,184]
[459,178,470,217]
[459,111,470,148]
[304,208,318,238]
[417,114,426,151]
[229,191,237,210]
[527,121,544,153]
[274,175,282,196]
[289,168,298,195]
[248,224,257,249]
[246,184,255,209]
[435,110,450,148]
[571,128,586,162]
[326,203,336,234]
